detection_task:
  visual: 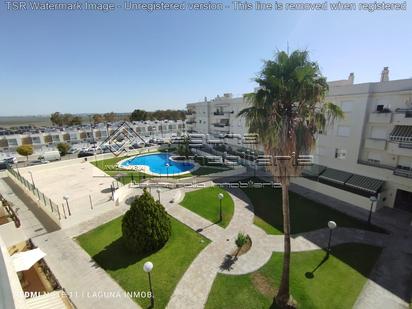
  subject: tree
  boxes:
[238,50,343,308]
[130,109,148,121]
[92,114,104,124]
[16,145,33,161]
[57,143,70,156]
[122,189,171,254]
[70,115,82,126]
[103,112,117,123]
[50,112,63,126]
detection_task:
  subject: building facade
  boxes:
[0,120,186,156]
[185,68,412,212]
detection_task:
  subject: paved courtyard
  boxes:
[17,158,117,229]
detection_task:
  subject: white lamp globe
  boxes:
[328,221,337,230]
[218,193,224,200]
[143,261,153,273]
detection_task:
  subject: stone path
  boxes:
[163,184,411,309]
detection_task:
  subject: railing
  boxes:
[7,167,62,221]
[357,159,396,171]
[393,168,412,178]
[0,193,20,228]
[399,143,412,149]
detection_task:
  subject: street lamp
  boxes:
[368,196,377,225]
[156,188,161,202]
[326,220,337,257]
[218,193,224,222]
[28,171,35,189]
[143,261,154,308]
[63,195,71,216]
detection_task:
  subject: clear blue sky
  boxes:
[1,1,411,116]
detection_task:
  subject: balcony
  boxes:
[369,112,392,124]
[387,142,412,157]
[393,109,412,126]
[364,138,387,150]
[357,159,395,171]
[393,167,412,179]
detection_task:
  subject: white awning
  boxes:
[11,248,46,272]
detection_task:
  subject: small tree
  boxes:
[16,145,33,161]
[122,189,171,254]
[234,232,248,258]
[57,143,70,156]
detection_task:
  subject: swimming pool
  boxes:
[118,153,196,176]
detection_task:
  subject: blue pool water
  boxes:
[120,153,194,175]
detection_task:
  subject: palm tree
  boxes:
[238,50,343,308]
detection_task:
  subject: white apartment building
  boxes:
[186,68,412,213]
[0,120,186,155]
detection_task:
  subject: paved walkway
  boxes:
[32,229,139,309]
[163,184,410,309]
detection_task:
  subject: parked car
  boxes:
[28,159,49,166]
[0,161,8,170]
[4,157,17,164]
[39,151,61,162]
[78,151,94,158]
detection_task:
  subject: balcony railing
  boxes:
[213,123,229,127]
[393,168,412,178]
[357,159,395,171]
[399,143,412,149]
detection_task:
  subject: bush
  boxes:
[57,143,70,156]
[122,189,171,254]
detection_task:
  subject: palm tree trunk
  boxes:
[276,180,291,308]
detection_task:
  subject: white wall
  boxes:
[0,222,27,248]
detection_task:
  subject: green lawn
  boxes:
[206,243,382,309]
[180,186,235,228]
[242,183,386,235]
[77,215,209,308]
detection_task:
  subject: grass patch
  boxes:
[242,183,386,235]
[206,243,382,309]
[180,186,235,228]
[77,215,209,308]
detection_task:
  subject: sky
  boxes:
[1,1,411,116]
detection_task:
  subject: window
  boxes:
[370,127,387,140]
[337,126,351,137]
[335,148,347,159]
[367,152,381,164]
[341,101,353,113]
[32,137,41,144]
[8,139,18,146]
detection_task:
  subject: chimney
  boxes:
[348,73,355,84]
[381,67,389,82]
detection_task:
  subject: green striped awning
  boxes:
[390,126,412,143]
[302,164,327,177]
[319,168,352,184]
[345,174,384,194]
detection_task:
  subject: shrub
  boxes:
[235,232,248,258]
[57,143,70,156]
[122,189,171,254]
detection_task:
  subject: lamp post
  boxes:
[368,196,377,225]
[63,195,71,216]
[28,171,35,189]
[156,188,161,202]
[218,193,224,222]
[143,261,154,308]
[326,220,337,257]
